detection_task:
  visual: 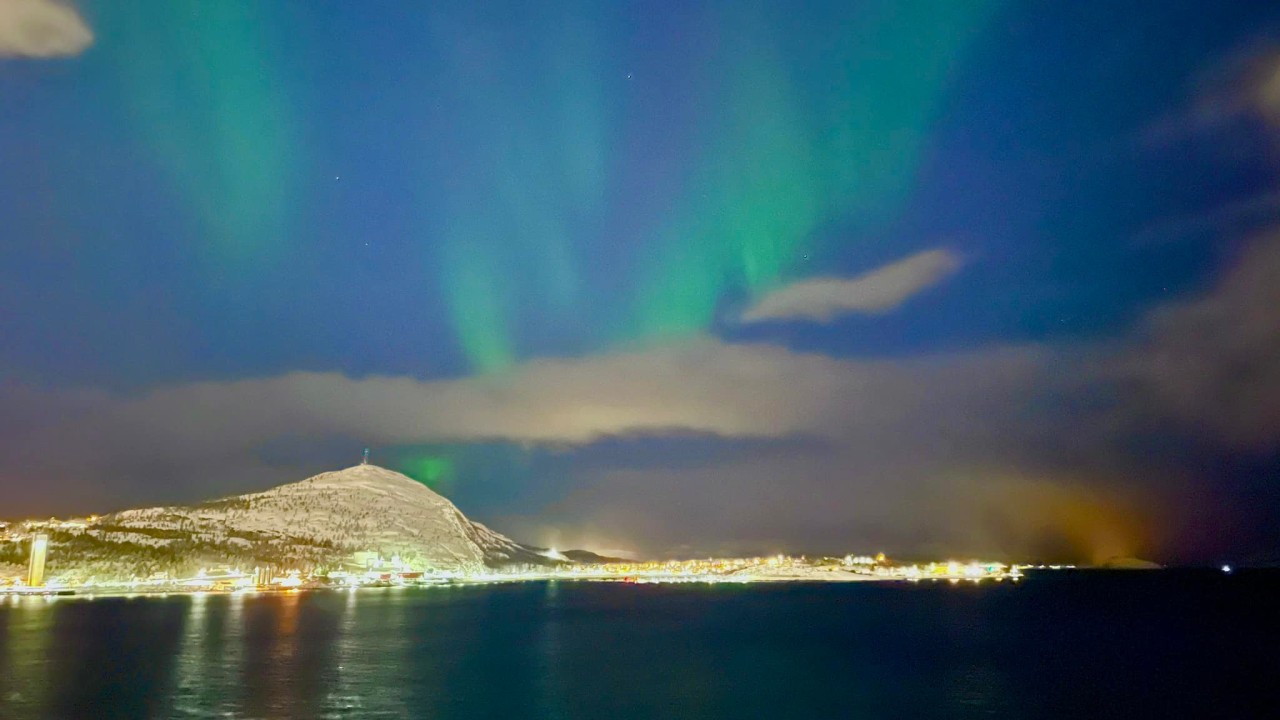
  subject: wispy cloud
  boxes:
[0,0,92,58]
[740,248,962,323]
[1131,188,1280,246]
[1143,43,1280,145]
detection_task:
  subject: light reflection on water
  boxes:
[536,580,568,720]
[0,575,1274,719]
[0,596,55,716]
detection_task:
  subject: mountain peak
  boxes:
[316,463,414,481]
[298,463,439,494]
[320,463,405,478]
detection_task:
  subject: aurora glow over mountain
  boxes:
[4,0,1280,564]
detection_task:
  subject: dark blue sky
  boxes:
[3,0,1280,563]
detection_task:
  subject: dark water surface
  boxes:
[0,572,1275,719]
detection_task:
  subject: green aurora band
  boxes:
[91,1,1000,372]
[402,455,456,495]
[428,9,609,372]
[632,2,999,338]
[429,2,1000,369]
[102,1,299,266]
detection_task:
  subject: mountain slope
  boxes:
[52,464,553,579]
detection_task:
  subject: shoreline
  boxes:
[0,570,1016,601]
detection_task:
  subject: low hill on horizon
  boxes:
[1099,556,1164,570]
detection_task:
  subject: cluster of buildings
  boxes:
[1,524,1032,596]
[0,545,477,595]
[0,532,50,592]
[1,515,99,589]
[879,560,1022,583]
[559,553,1026,584]
[3,515,108,594]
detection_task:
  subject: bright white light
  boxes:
[1221,565,1232,574]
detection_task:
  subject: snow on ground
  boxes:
[96,464,539,572]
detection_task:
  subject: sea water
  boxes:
[0,571,1274,719]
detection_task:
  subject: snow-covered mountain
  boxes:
[45,464,553,579]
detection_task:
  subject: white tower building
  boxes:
[27,533,48,587]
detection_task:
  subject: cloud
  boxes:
[0,0,92,58]
[1259,50,1280,124]
[1131,188,1280,246]
[0,334,1141,562]
[508,464,1150,565]
[1116,230,1280,451]
[5,233,1280,562]
[740,248,962,323]
[0,336,1044,467]
[1143,44,1280,145]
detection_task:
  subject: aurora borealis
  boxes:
[4,0,1280,564]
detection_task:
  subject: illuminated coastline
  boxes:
[2,527,1029,598]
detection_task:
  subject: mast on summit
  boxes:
[362,448,370,465]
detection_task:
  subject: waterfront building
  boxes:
[254,566,274,586]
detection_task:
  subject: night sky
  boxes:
[4,1,1280,564]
